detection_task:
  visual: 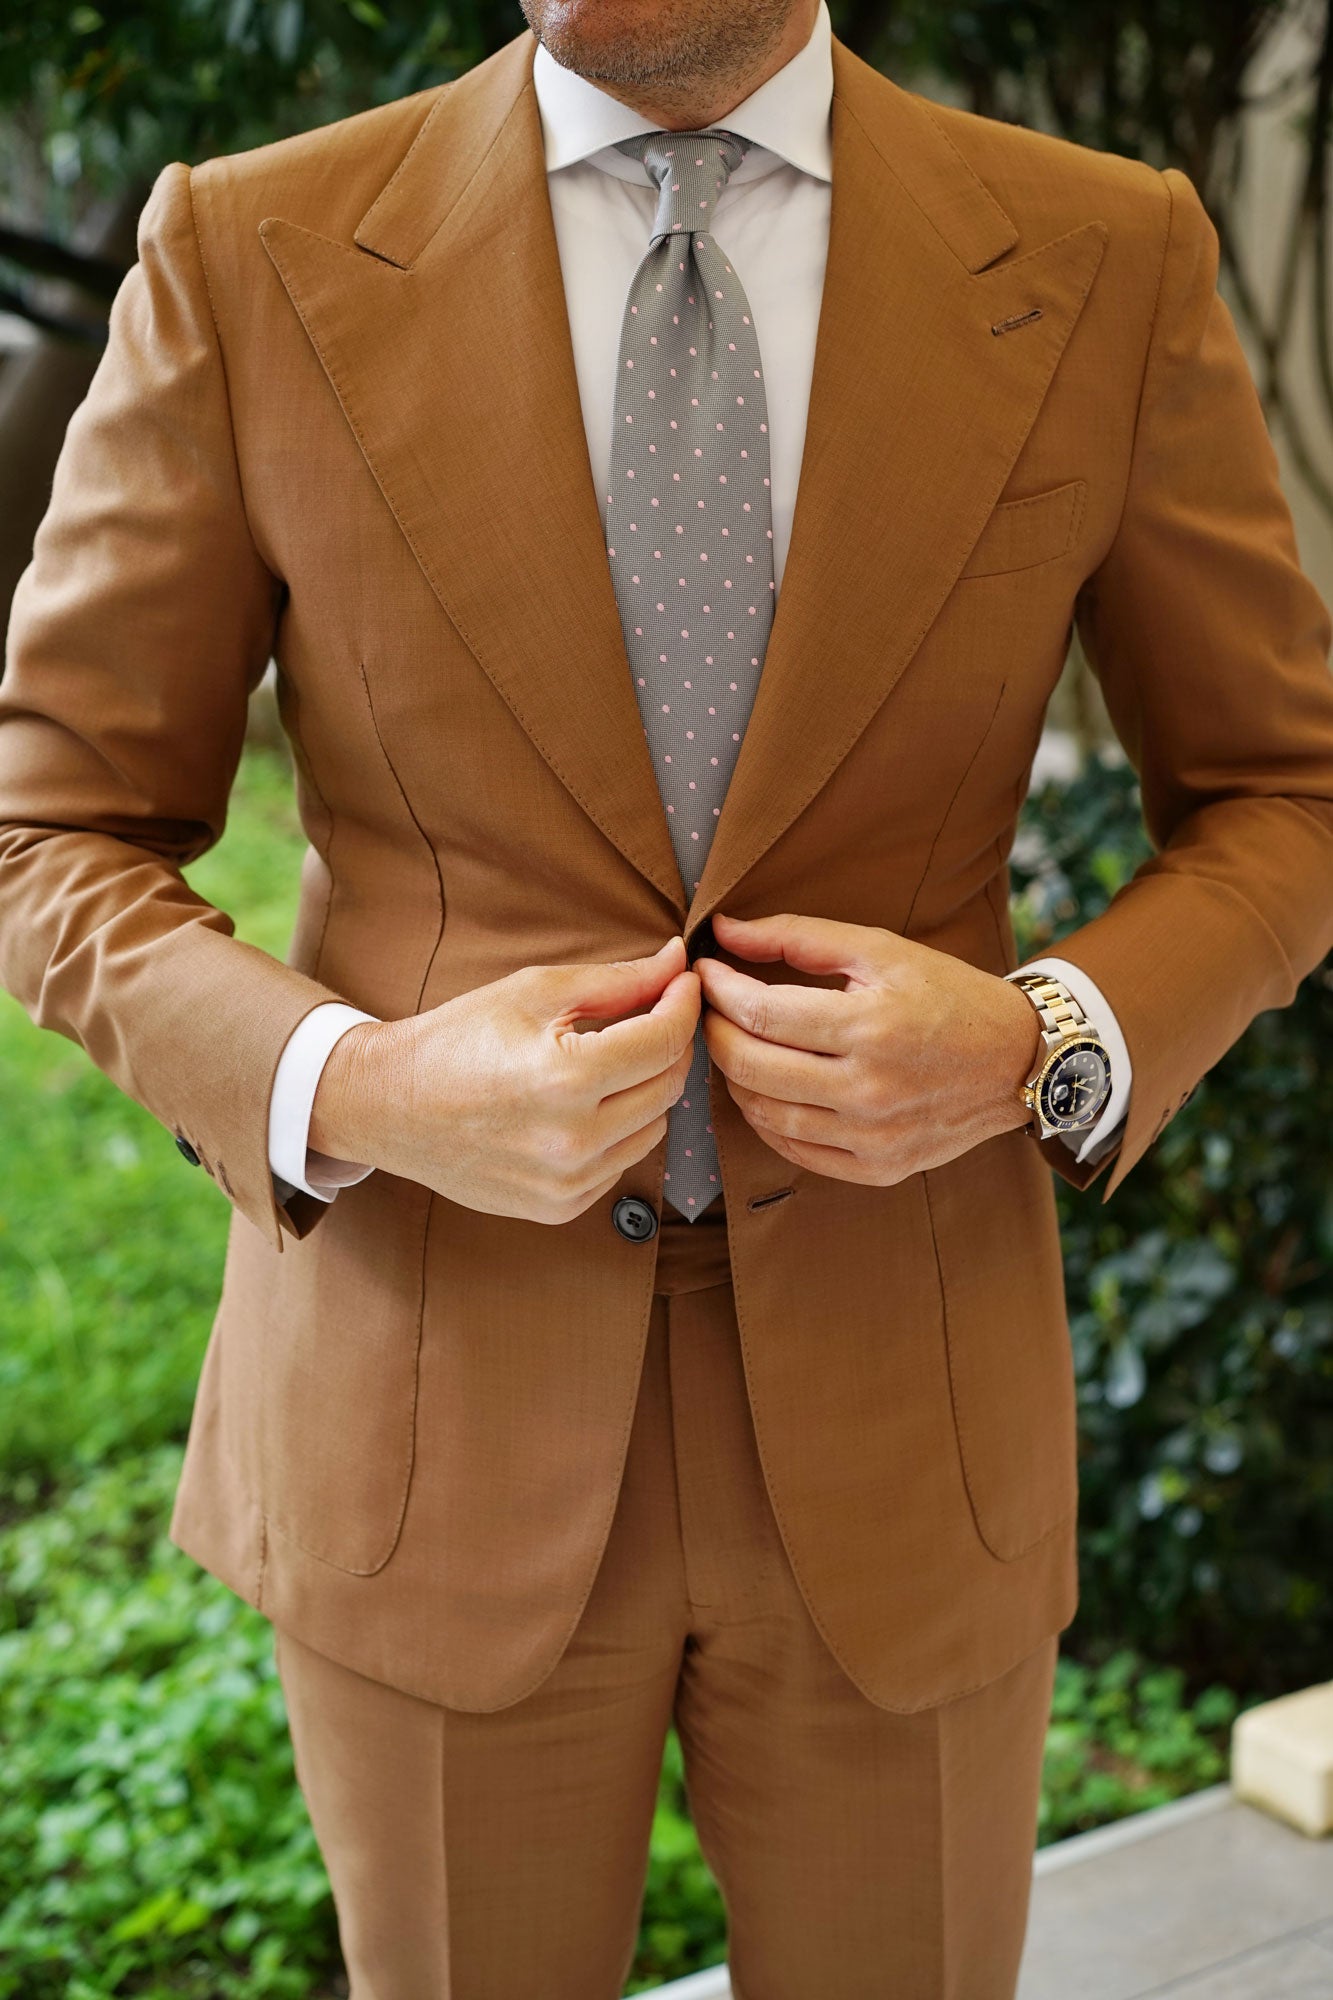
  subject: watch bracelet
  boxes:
[1014,972,1090,1047]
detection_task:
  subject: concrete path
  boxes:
[1018,1785,1333,1999]
[644,1786,1333,1999]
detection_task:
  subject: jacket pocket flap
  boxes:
[960,478,1087,579]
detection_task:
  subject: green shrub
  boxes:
[1039,1650,1239,1841]
[631,1726,727,1994]
[0,1449,340,1999]
[1011,750,1333,1693]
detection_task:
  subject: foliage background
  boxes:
[1,0,1331,1991]
[1011,754,1333,1693]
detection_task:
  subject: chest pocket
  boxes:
[959,478,1087,579]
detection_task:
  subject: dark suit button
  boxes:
[175,1134,201,1167]
[612,1195,659,1242]
[686,918,716,966]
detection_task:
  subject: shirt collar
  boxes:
[531,0,833,186]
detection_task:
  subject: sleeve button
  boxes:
[175,1134,201,1167]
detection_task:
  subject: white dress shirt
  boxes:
[268,0,1131,1205]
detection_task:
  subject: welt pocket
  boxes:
[958,478,1087,580]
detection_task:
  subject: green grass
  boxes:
[0,743,1242,1996]
[0,1450,334,2000]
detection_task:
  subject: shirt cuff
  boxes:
[1005,956,1132,1165]
[268,1002,380,1203]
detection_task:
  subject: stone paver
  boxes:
[1134,1939,1333,1998]
[644,1786,1333,1999]
[1017,1787,1333,2000]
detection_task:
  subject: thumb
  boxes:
[550,936,688,1026]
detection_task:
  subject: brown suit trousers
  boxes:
[274,1199,1059,2000]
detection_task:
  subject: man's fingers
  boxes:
[569,966,701,1096]
[726,1081,855,1154]
[704,1005,845,1110]
[710,909,893,983]
[551,936,686,1029]
[745,1126,878,1183]
[590,1037,694,1153]
[694,956,856,1054]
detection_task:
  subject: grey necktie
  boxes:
[605,128,776,1221]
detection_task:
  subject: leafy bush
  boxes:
[1011,749,1333,1694]
[1039,1650,1238,1841]
[0,1449,339,2000]
[631,1726,727,1994]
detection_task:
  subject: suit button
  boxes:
[612,1195,659,1242]
[686,917,716,966]
[175,1134,201,1167]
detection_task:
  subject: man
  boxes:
[2,0,1332,1991]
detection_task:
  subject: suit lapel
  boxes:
[690,45,1108,926]
[260,29,1107,934]
[260,33,690,917]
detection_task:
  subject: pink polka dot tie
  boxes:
[605,128,776,1222]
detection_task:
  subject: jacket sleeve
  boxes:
[1024,164,1333,1203]
[0,160,358,1254]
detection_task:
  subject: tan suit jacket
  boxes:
[3,28,1332,1714]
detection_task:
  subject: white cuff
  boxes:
[1006,957,1132,1165]
[269,1002,380,1204]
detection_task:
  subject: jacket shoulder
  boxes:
[186,84,450,244]
[918,93,1170,248]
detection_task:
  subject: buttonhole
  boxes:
[747,1187,795,1212]
[991,307,1044,336]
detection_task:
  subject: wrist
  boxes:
[993,974,1044,1133]
[309,1019,388,1164]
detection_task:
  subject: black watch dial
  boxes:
[1037,1039,1112,1130]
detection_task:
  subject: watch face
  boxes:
[1037,1038,1112,1130]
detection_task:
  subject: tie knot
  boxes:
[614,128,750,247]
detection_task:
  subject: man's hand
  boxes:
[696,911,1043,1186]
[308,937,700,1224]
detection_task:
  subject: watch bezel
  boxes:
[1032,1032,1113,1132]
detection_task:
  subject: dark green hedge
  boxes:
[1011,751,1333,1695]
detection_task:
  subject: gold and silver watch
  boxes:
[1011,972,1113,1138]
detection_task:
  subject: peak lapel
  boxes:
[260,31,689,920]
[687,40,1108,929]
